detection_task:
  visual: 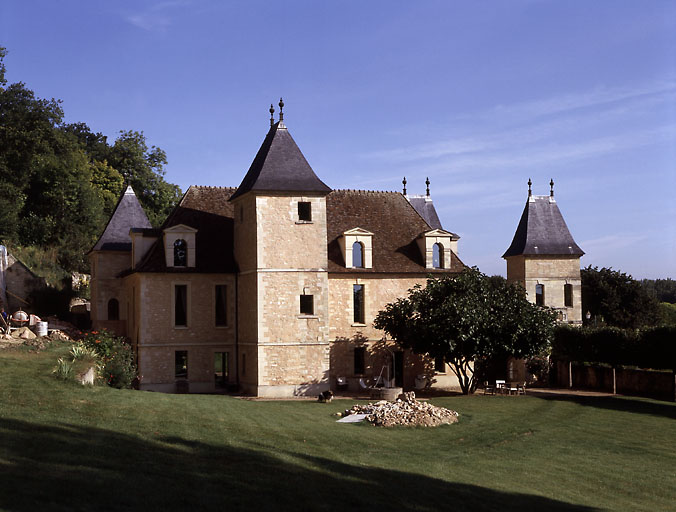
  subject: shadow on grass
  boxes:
[530,392,676,419]
[0,418,597,512]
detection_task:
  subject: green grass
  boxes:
[1,343,675,511]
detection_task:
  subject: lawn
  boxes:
[1,342,674,511]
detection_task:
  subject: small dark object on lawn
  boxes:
[318,390,334,403]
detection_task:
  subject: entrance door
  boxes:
[394,351,404,388]
[214,352,229,389]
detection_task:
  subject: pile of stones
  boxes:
[341,391,459,427]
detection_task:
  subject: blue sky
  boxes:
[2,1,675,278]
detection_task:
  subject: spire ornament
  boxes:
[426,177,430,196]
[402,177,407,195]
[269,104,275,127]
[278,97,285,127]
[550,178,554,197]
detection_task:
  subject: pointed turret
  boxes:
[91,186,151,252]
[503,193,584,257]
[229,103,331,201]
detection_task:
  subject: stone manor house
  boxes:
[89,105,583,396]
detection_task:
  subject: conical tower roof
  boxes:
[229,121,331,201]
[503,195,584,258]
[91,186,152,252]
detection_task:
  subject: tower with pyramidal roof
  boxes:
[503,179,584,324]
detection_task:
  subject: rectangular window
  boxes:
[298,201,312,221]
[354,346,365,375]
[175,350,188,378]
[353,284,365,324]
[175,284,188,326]
[564,284,573,307]
[435,355,446,373]
[535,284,545,307]
[300,294,314,315]
[215,285,227,326]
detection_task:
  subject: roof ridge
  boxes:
[332,189,400,195]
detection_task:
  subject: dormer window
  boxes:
[298,201,312,222]
[339,228,374,269]
[174,239,187,267]
[352,242,364,268]
[163,224,198,268]
[417,229,458,269]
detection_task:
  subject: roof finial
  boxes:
[402,177,407,195]
[278,97,285,127]
[269,103,275,127]
[550,178,554,197]
[528,178,532,197]
[425,177,430,196]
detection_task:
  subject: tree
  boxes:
[374,267,557,394]
[581,266,661,329]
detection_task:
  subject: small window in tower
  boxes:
[535,284,545,306]
[298,201,312,222]
[107,298,119,321]
[174,239,187,267]
[354,346,365,375]
[300,294,314,315]
[352,242,364,268]
[432,243,444,269]
[564,284,573,307]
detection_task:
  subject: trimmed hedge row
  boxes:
[552,325,676,370]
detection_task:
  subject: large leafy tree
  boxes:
[581,266,661,328]
[374,267,557,394]
[0,46,181,273]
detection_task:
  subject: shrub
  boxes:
[78,329,137,388]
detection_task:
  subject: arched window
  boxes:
[432,243,444,269]
[107,298,119,321]
[174,239,187,267]
[535,284,545,306]
[352,241,364,268]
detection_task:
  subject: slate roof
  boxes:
[327,190,464,274]
[503,195,584,258]
[229,122,331,201]
[91,186,151,252]
[132,186,238,274]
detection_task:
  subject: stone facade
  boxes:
[90,116,466,396]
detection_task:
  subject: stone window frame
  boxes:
[432,242,444,269]
[173,282,190,329]
[163,224,198,268]
[339,228,374,269]
[417,229,457,270]
[299,294,314,316]
[298,201,312,222]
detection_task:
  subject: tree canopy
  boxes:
[0,47,181,273]
[374,267,557,394]
[581,266,661,329]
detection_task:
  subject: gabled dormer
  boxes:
[417,228,459,269]
[163,224,198,268]
[339,228,374,269]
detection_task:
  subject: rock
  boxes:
[341,393,459,427]
[13,327,36,340]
